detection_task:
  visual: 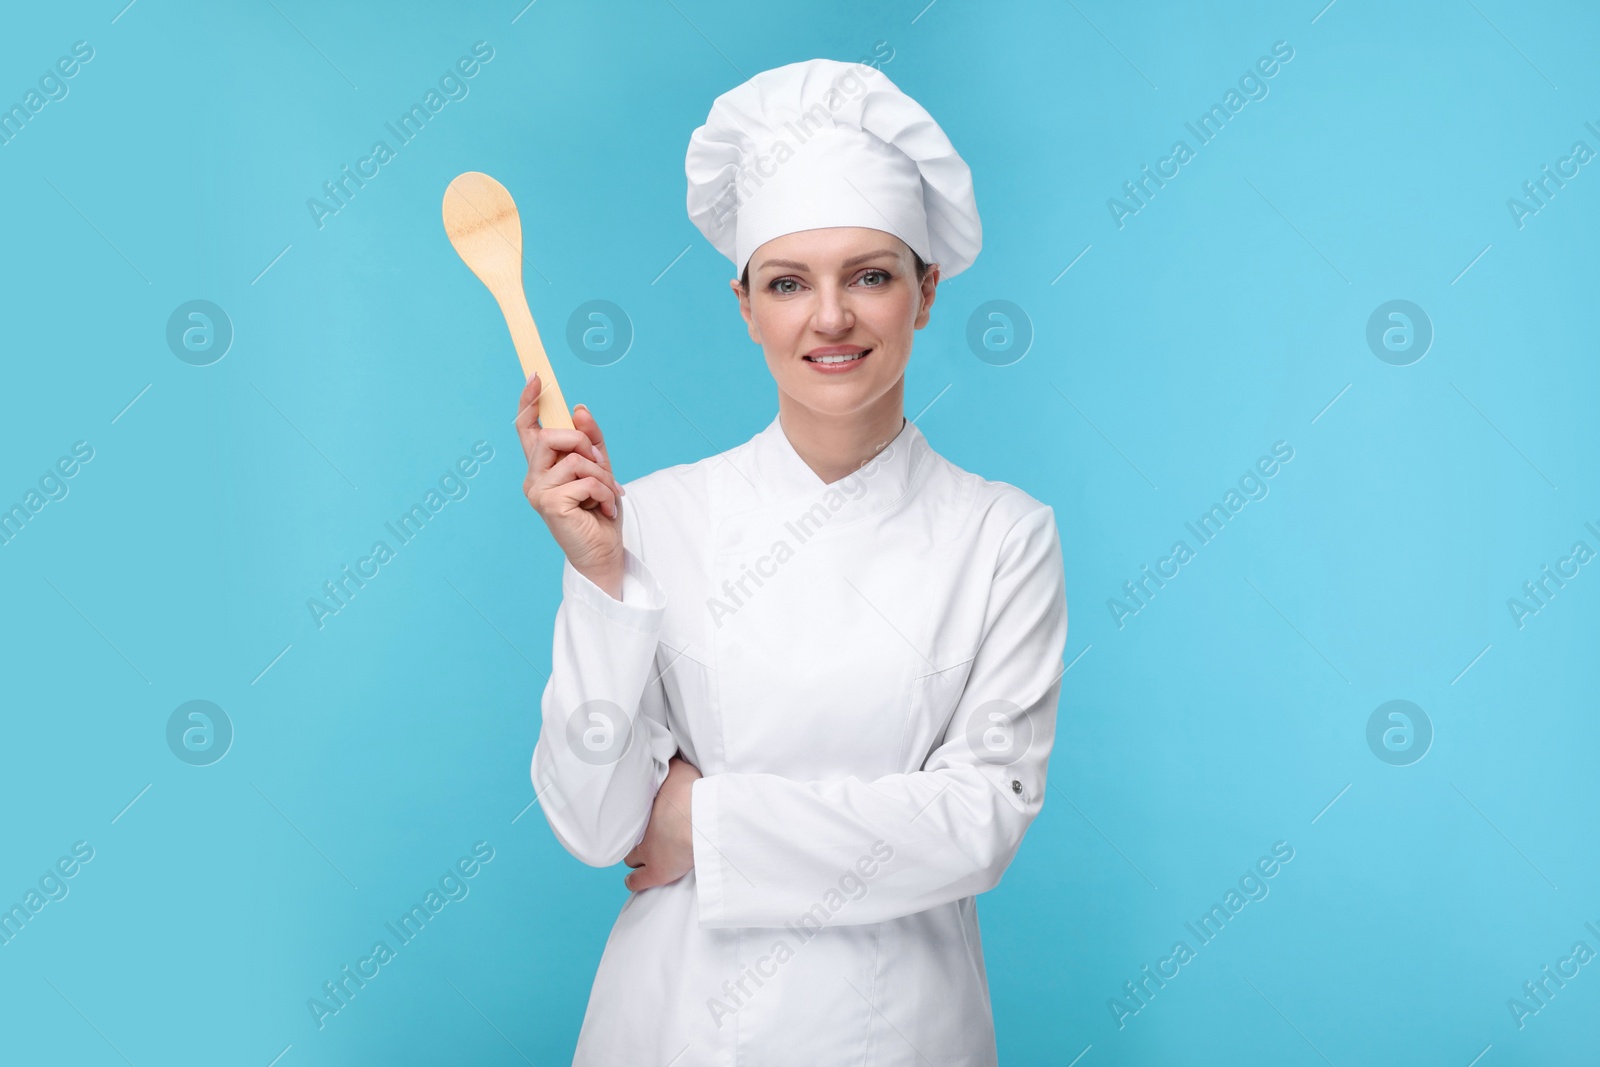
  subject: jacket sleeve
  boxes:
[530,492,679,868]
[690,503,1068,928]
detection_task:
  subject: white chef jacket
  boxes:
[531,411,1067,1066]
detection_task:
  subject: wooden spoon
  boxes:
[442,171,574,430]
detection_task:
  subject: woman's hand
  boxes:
[516,372,628,597]
[623,754,701,892]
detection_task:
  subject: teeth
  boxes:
[810,351,867,364]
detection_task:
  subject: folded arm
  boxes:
[531,500,679,868]
[690,504,1068,928]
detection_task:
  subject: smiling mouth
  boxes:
[803,349,871,364]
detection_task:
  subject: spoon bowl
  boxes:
[443,171,573,430]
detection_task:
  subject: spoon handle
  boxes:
[498,287,574,430]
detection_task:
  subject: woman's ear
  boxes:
[913,264,940,330]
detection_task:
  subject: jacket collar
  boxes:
[739,410,928,514]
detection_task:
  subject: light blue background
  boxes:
[2,1,1596,1064]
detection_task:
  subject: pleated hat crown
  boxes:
[685,58,981,280]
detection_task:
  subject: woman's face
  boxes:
[732,227,939,420]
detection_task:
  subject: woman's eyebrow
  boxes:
[755,249,900,273]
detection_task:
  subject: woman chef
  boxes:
[521,57,1068,1067]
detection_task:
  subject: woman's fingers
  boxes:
[516,372,626,499]
[622,845,649,891]
[624,863,689,892]
[528,431,624,508]
[535,428,603,471]
[517,376,597,464]
[622,860,688,893]
[541,450,612,487]
[514,373,545,463]
[572,404,618,485]
[514,374,627,581]
[542,475,618,520]
[535,455,621,517]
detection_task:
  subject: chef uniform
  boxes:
[531,57,1068,1067]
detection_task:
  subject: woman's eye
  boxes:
[858,269,890,286]
[769,278,799,294]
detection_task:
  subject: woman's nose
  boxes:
[812,284,852,332]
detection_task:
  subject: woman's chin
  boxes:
[787,385,895,420]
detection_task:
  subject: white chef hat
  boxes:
[685,58,982,281]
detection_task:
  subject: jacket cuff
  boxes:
[561,548,667,632]
[690,775,725,925]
